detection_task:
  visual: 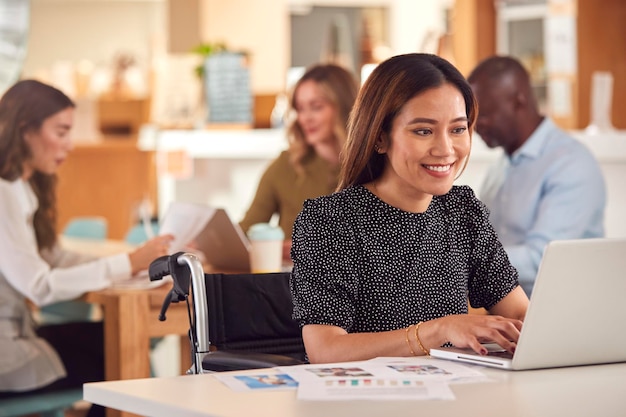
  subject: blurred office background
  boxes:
[4,0,626,377]
[6,0,626,276]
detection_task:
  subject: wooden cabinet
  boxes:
[56,140,157,240]
[451,0,496,77]
[577,0,626,129]
[98,98,151,135]
[451,0,626,129]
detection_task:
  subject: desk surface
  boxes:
[85,362,626,417]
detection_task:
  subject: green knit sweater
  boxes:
[239,150,338,238]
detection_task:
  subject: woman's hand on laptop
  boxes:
[424,314,523,356]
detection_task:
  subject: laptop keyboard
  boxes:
[487,350,514,359]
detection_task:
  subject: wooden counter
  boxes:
[56,139,157,240]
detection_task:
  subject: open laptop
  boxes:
[193,208,251,272]
[430,238,626,370]
[160,202,251,272]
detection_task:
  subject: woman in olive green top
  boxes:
[239,64,359,260]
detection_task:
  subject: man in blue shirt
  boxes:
[468,56,606,297]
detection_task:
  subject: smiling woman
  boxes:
[368,82,472,213]
[238,63,359,261]
[290,53,530,365]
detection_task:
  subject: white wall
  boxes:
[389,0,448,55]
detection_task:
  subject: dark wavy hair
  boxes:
[338,53,478,190]
[0,79,75,249]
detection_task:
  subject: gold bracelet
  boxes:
[414,321,430,356]
[405,324,416,356]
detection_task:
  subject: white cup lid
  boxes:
[247,223,284,241]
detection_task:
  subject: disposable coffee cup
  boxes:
[247,223,284,273]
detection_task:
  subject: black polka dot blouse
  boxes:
[290,185,519,333]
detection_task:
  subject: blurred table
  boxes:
[85,284,191,417]
[59,236,136,256]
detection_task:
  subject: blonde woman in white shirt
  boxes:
[0,80,173,417]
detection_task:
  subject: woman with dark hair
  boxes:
[239,63,359,260]
[290,53,529,363]
[0,80,172,416]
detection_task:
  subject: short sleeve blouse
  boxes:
[290,185,519,333]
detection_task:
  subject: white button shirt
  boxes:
[0,178,131,391]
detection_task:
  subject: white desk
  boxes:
[84,362,626,417]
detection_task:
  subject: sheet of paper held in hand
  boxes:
[159,201,216,253]
[214,357,489,401]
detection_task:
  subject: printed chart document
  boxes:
[213,357,488,401]
[214,373,298,392]
[366,356,490,384]
[282,358,485,401]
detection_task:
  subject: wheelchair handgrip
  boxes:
[149,255,171,281]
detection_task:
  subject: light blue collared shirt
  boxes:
[479,118,606,297]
